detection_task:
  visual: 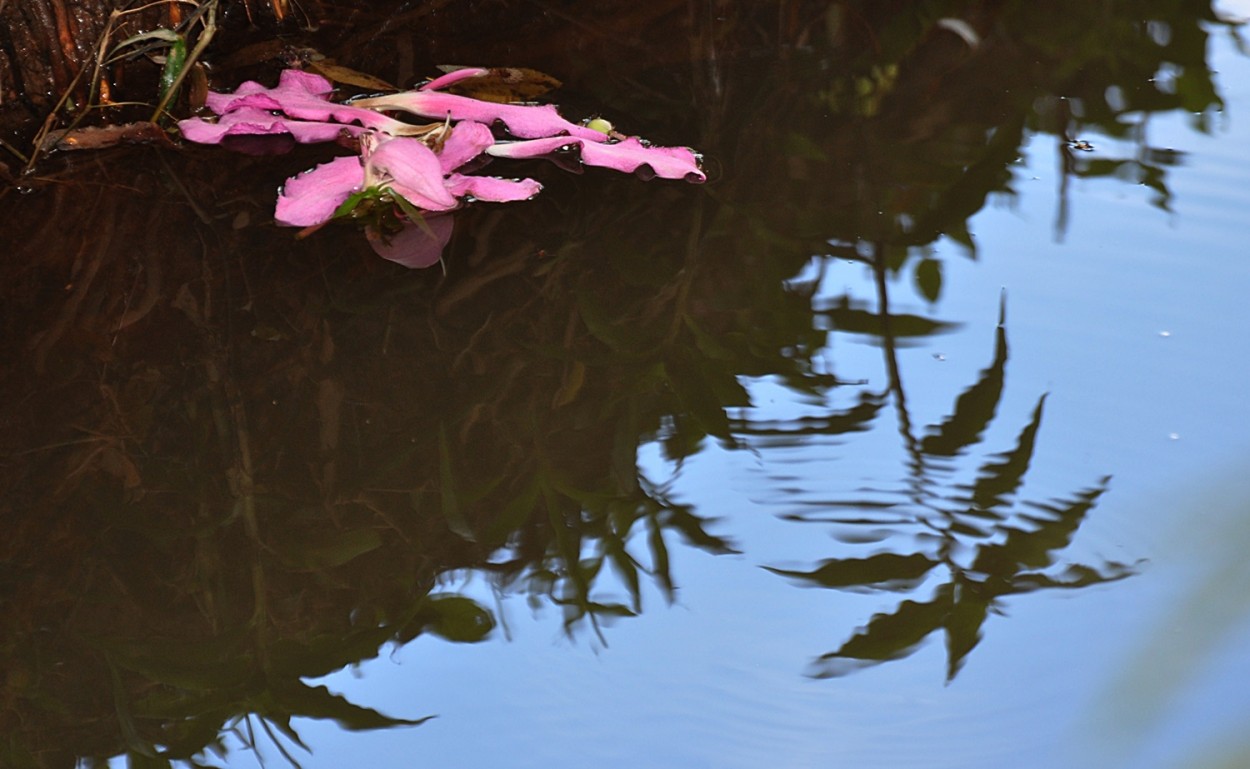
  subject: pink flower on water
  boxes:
[275,121,541,227]
[274,122,541,267]
[178,67,705,267]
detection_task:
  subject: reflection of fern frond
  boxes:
[766,306,1137,681]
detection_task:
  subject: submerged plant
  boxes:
[178,67,705,267]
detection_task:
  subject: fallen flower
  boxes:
[274,122,542,228]
[178,66,705,268]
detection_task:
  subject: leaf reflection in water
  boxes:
[754,287,1140,681]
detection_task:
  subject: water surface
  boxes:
[3,3,1250,769]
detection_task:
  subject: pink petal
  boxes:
[277,68,337,97]
[351,91,607,141]
[486,136,706,181]
[365,214,455,268]
[437,121,494,172]
[445,173,542,202]
[204,78,282,114]
[207,69,333,114]
[368,137,459,211]
[274,156,365,227]
[580,137,705,181]
[204,69,407,134]
[178,107,365,145]
[420,67,490,91]
[228,93,400,133]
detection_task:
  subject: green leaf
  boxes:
[158,36,188,104]
[388,194,437,238]
[109,28,181,58]
[332,190,374,220]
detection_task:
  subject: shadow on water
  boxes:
[0,1,1240,766]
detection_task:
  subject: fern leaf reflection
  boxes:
[769,297,1136,681]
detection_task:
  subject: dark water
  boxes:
[3,2,1250,768]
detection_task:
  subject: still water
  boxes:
[3,2,1250,769]
[284,9,1250,769]
[288,19,1250,769]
